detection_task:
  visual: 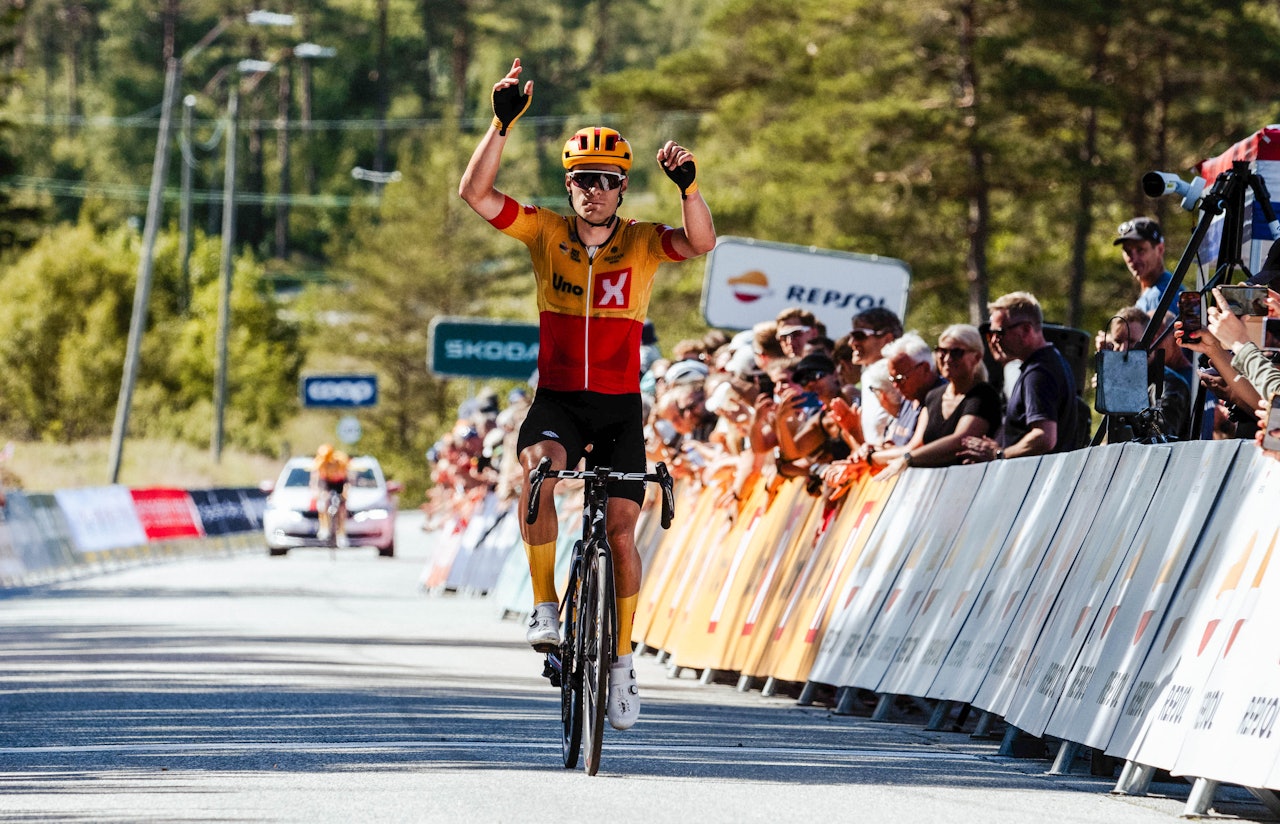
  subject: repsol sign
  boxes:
[782,285,886,311]
[429,317,540,380]
[301,374,379,408]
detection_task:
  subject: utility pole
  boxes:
[212,85,239,464]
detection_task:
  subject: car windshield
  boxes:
[350,467,378,489]
[283,467,311,488]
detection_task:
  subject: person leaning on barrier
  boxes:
[877,324,1002,477]
[856,332,946,466]
[849,307,904,447]
[959,291,1080,462]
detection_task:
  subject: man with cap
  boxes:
[1115,216,1182,315]
[774,352,852,468]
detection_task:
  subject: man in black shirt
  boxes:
[959,291,1079,461]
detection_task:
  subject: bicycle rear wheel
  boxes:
[582,542,614,776]
[560,550,583,769]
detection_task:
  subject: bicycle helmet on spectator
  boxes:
[562,127,633,172]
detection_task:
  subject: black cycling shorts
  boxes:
[516,389,646,505]
[323,479,346,495]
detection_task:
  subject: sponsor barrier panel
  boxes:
[1046,440,1238,749]
[187,488,267,536]
[641,480,733,657]
[887,458,1037,699]
[654,476,768,669]
[130,488,205,541]
[54,485,149,553]
[1120,448,1274,771]
[733,491,829,678]
[1001,444,1169,737]
[842,464,986,691]
[0,513,21,581]
[772,474,895,685]
[810,469,948,689]
[1170,457,1280,786]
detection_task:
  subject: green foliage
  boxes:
[0,222,303,449]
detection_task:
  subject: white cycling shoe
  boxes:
[526,602,561,652]
[607,660,640,730]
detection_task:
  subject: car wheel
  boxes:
[268,547,289,557]
[378,541,395,558]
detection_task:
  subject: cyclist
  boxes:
[459,58,716,730]
[310,444,350,547]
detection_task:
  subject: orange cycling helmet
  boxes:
[562,127,632,172]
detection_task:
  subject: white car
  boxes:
[262,455,400,557]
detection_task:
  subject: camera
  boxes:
[1143,171,1206,211]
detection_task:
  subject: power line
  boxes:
[4,110,705,132]
[0,174,377,208]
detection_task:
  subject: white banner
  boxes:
[1168,453,1280,787]
[843,464,987,690]
[888,457,1035,700]
[809,470,947,686]
[940,450,1086,705]
[1046,440,1239,750]
[973,448,1114,718]
[53,486,148,553]
[1117,449,1269,770]
[1001,444,1169,737]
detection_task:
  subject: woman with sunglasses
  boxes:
[459,58,717,733]
[874,324,1001,475]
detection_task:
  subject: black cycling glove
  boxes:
[491,83,531,136]
[662,157,698,199]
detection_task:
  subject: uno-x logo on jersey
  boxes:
[593,268,632,309]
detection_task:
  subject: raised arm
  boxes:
[657,140,716,259]
[459,59,533,221]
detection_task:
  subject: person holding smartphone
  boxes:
[1175,286,1271,419]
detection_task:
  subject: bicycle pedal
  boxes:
[541,658,562,687]
[532,641,558,655]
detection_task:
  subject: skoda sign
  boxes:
[428,316,540,380]
[301,374,379,408]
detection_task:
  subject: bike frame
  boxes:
[526,458,674,775]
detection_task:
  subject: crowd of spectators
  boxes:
[424,217,1280,518]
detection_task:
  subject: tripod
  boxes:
[1095,161,1280,443]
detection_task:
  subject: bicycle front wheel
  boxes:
[582,542,614,776]
[560,549,583,769]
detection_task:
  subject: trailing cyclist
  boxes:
[459,58,717,730]
[311,444,350,548]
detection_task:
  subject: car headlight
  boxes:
[352,509,389,522]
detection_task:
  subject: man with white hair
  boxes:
[879,333,945,448]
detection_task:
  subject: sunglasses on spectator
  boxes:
[795,370,829,384]
[987,321,1029,339]
[888,362,923,383]
[933,347,971,360]
[849,329,888,342]
[568,170,626,191]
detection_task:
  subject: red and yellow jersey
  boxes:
[488,196,686,394]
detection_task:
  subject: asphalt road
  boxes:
[0,514,1273,823]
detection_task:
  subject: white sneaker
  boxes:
[336,532,349,548]
[607,664,640,730]
[317,526,330,541]
[526,602,561,651]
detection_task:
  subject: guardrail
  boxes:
[0,485,268,586]
[423,440,1280,817]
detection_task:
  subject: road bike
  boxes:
[526,458,675,776]
[319,487,346,557]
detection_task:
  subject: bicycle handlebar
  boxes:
[525,457,676,529]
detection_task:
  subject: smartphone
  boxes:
[1219,285,1269,316]
[1178,291,1202,342]
[796,391,824,414]
[1265,394,1280,451]
[757,374,775,398]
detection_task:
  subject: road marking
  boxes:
[0,740,983,761]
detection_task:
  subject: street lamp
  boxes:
[212,59,278,464]
[108,10,295,483]
[274,43,336,259]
